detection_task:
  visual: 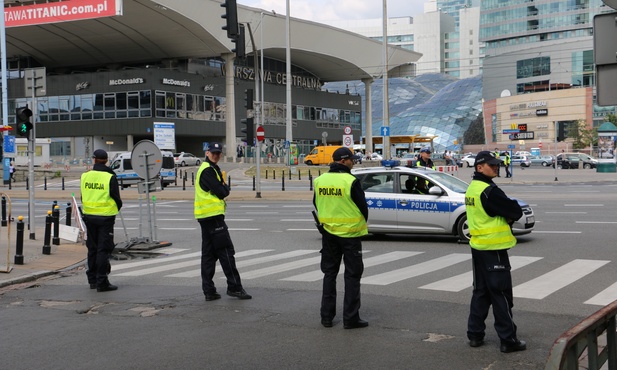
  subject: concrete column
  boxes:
[127,135,134,151]
[362,78,374,156]
[223,53,237,162]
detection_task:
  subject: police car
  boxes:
[351,166,535,241]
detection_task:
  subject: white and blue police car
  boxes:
[352,166,535,241]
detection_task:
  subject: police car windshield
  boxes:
[428,172,469,193]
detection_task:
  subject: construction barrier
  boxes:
[435,165,459,176]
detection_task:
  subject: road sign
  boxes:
[343,125,352,135]
[539,142,543,148]
[508,144,515,149]
[380,126,390,136]
[509,132,535,140]
[256,125,265,142]
[343,134,353,148]
[503,129,520,134]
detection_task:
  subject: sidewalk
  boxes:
[0,164,615,289]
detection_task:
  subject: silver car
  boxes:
[352,166,535,241]
[174,152,201,167]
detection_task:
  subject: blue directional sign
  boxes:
[3,135,15,154]
[508,144,515,149]
[502,129,520,134]
[381,126,390,136]
[284,141,290,149]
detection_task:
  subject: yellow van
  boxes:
[303,145,343,166]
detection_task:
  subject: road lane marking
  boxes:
[362,253,471,286]
[513,259,610,299]
[281,251,422,282]
[419,256,543,292]
[585,282,617,306]
[167,250,317,278]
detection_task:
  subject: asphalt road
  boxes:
[2,180,616,369]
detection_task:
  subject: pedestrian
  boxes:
[416,147,435,169]
[80,149,122,292]
[9,161,15,182]
[504,151,512,178]
[313,147,369,329]
[445,150,452,166]
[494,148,501,177]
[465,151,526,353]
[196,142,251,302]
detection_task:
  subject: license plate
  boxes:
[527,216,534,224]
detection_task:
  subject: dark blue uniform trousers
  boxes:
[467,248,518,344]
[320,232,364,324]
[198,216,243,295]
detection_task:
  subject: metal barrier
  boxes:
[545,299,617,369]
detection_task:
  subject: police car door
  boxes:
[358,172,398,233]
[396,174,448,233]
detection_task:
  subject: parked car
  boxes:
[351,166,535,241]
[529,155,555,167]
[510,155,531,167]
[461,154,476,167]
[553,153,598,169]
[369,153,383,161]
[173,152,201,167]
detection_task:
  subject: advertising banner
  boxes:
[5,0,123,28]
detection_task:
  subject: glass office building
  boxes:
[325,74,483,153]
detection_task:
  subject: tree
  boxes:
[570,119,596,150]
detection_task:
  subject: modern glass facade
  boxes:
[325,74,483,153]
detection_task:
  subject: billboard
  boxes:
[5,0,123,28]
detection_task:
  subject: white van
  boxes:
[109,151,176,188]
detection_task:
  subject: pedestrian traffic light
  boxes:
[244,88,254,110]
[15,106,33,138]
[221,0,239,39]
[241,117,254,145]
[232,24,246,58]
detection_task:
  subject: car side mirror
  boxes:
[428,186,443,196]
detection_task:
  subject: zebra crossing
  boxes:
[110,247,617,306]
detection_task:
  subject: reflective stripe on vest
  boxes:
[194,162,226,219]
[81,171,118,216]
[465,180,516,250]
[314,172,368,238]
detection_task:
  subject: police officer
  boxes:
[196,142,251,302]
[80,149,122,292]
[494,148,501,177]
[504,151,512,178]
[465,151,526,353]
[416,147,435,169]
[314,147,369,329]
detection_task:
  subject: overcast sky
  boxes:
[238,0,427,23]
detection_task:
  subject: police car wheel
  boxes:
[457,214,471,241]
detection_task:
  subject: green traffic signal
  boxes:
[15,106,33,137]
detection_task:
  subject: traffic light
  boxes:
[241,117,254,145]
[232,24,246,58]
[557,122,568,142]
[15,106,33,138]
[221,0,239,39]
[244,88,254,110]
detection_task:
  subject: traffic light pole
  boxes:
[27,73,38,239]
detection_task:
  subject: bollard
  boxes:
[15,216,24,265]
[228,175,231,187]
[42,211,52,255]
[282,172,285,191]
[252,176,256,191]
[182,174,186,191]
[309,174,313,191]
[26,177,29,190]
[298,171,301,181]
[120,177,124,190]
[318,169,321,176]
[62,177,65,191]
[289,170,291,180]
[265,170,268,180]
[1,196,6,227]
[191,172,195,185]
[66,202,72,226]
[273,170,276,180]
[8,177,11,190]
[52,205,60,245]
[44,176,47,190]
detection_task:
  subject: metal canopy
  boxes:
[3,0,422,82]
